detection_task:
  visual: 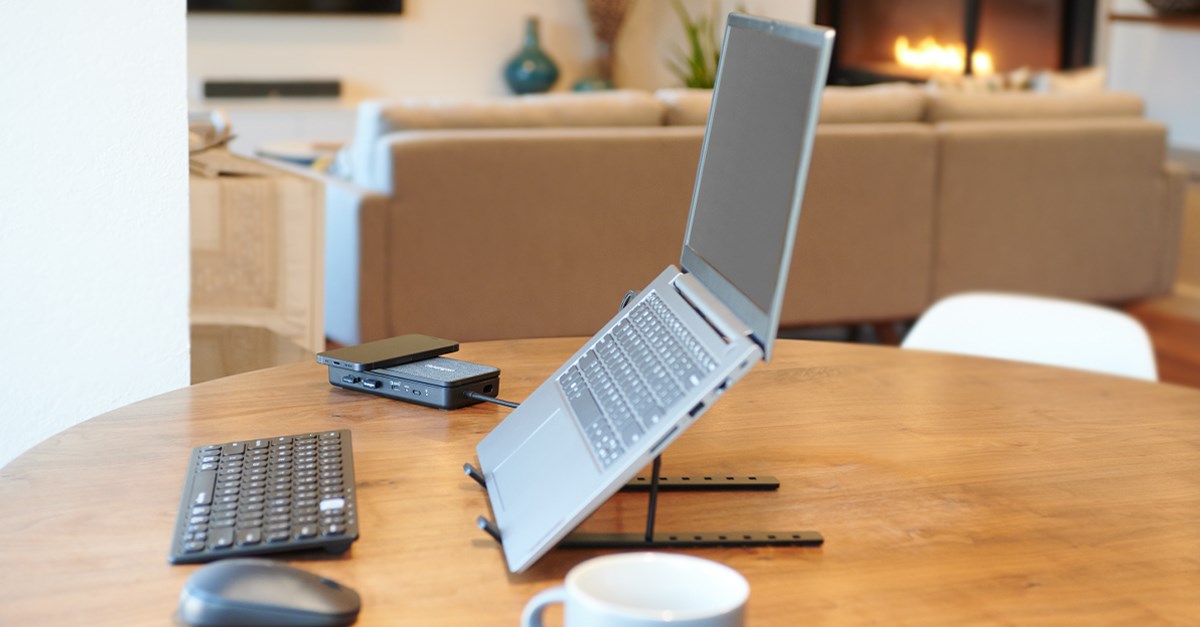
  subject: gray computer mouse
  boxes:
[178,558,361,626]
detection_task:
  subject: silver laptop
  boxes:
[476,14,834,573]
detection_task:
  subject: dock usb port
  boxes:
[689,401,706,418]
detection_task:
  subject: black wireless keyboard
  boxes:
[169,429,359,564]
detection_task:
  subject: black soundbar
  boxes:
[203,79,341,99]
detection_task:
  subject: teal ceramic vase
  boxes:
[504,17,559,95]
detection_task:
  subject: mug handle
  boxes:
[520,585,567,627]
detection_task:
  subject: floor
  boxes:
[1125,292,1200,388]
[1123,171,1200,389]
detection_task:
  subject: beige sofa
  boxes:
[320,87,1185,345]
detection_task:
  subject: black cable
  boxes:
[463,391,520,409]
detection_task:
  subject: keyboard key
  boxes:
[236,529,262,546]
[209,528,235,549]
[618,420,645,447]
[558,294,716,468]
[190,470,216,506]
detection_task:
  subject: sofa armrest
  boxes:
[933,118,1180,303]
[320,177,392,345]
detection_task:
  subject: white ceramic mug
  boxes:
[521,552,749,627]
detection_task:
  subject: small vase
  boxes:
[572,41,615,91]
[503,17,560,95]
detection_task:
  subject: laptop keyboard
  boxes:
[558,292,717,467]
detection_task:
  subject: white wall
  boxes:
[1106,0,1200,150]
[188,0,813,101]
[0,1,190,468]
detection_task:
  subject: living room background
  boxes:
[187,0,815,101]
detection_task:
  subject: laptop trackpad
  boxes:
[493,411,596,520]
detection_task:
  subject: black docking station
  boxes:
[328,356,500,410]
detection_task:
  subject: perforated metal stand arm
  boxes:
[559,455,823,550]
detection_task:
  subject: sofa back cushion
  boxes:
[656,83,928,127]
[926,91,1144,122]
[349,90,665,187]
[655,88,714,126]
[376,89,665,131]
[819,84,927,124]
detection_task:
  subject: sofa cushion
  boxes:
[927,91,1144,122]
[655,88,714,126]
[377,89,665,131]
[656,83,928,127]
[819,84,927,124]
[348,90,666,188]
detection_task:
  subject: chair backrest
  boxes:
[902,292,1158,381]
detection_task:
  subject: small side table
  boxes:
[190,324,313,384]
[189,148,325,354]
[255,140,343,167]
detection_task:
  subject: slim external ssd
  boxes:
[316,334,458,372]
[328,357,501,410]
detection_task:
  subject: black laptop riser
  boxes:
[469,454,822,551]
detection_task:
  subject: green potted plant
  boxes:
[665,0,744,88]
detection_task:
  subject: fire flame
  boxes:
[894,36,994,75]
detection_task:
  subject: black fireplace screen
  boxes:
[815,0,1096,85]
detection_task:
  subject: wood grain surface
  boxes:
[1,338,1197,625]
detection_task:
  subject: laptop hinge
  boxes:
[672,273,752,341]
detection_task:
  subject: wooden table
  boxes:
[2,338,1198,625]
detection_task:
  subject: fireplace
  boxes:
[814,0,1097,85]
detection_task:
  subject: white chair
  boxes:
[902,292,1158,381]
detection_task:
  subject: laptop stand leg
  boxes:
[621,474,780,492]
[476,516,502,544]
[464,462,487,488]
[561,455,823,550]
[644,455,662,541]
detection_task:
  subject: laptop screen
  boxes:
[680,15,832,360]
